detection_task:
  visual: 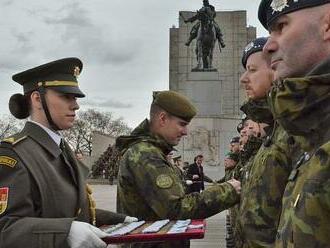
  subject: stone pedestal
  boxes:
[174,70,241,166]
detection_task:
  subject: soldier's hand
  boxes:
[192,175,200,179]
[227,179,241,195]
[186,180,193,185]
[67,221,107,248]
[124,216,138,223]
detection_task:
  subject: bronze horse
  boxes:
[181,10,217,71]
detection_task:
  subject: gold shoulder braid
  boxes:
[86,184,96,226]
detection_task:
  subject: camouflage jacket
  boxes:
[217,167,236,183]
[231,135,263,248]
[269,59,330,247]
[116,119,239,248]
[237,98,302,248]
[239,136,264,183]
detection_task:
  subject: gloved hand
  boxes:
[67,221,108,248]
[124,216,138,223]
[186,180,193,185]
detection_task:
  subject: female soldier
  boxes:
[0,58,135,248]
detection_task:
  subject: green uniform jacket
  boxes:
[0,122,126,248]
[230,136,263,248]
[116,119,239,248]
[237,99,301,248]
[268,58,330,247]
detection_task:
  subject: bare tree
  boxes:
[0,115,25,140]
[62,109,131,155]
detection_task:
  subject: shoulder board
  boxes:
[1,135,27,146]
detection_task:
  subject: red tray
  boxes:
[102,219,206,244]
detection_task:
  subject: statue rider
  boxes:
[184,0,226,49]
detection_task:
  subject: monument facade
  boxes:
[169,10,256,166]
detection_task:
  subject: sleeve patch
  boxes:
[156,174,173,189]
[0,156,17,168]
[0,187,9,215]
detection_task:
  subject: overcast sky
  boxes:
[0,0,267,128]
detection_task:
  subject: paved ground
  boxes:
[92,182,227,248]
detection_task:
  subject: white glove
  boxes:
[67,221,108,248]
[124,216,138,223]
[186,180,193,185]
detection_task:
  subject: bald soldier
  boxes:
[0,58,136,248]
[259,0,330,246]
[116,90,241,248]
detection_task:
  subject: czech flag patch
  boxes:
[0,187,9,215]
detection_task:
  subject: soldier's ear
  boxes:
[30,91,42,110]
[322,9,330,41]
[158,111,168,127]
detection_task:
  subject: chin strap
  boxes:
[38,84,60,130]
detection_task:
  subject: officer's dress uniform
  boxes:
[0,121,125,248]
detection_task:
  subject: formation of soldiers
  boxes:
[218,1,330,247]
[2,0,330,247]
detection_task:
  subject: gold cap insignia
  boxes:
[73,66,80,78]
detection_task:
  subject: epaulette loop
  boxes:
[1,136,27,146]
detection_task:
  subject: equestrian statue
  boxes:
[180,0,225,71]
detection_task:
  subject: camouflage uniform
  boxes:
[267,59,330,247]
[231,135,263,248]
[116,119,239,248]
[217,167,236,184]
[236,99,302,247]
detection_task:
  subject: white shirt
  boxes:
[28,120,62,146]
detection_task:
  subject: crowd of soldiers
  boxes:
[2,0,330,247]
[116,0,330,247]
[216,1,330,247]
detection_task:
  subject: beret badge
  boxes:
[271,0,289,13]
[244,42,254,53]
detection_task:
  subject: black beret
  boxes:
[12,57,85,97]
[153,91,197,122]
[230,136,240,144]
[237,122,244,133]
[242,37,268,68]
[258,0,330,30]
[237,112,249,133]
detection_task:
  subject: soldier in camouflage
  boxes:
[229,115,265,248]
[116,90,241,248]
[259,0,330,246]
[217,152,239,184]
[235,36,302,247]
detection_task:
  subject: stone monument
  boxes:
[180,0,226,71]
[169,9,256,167]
